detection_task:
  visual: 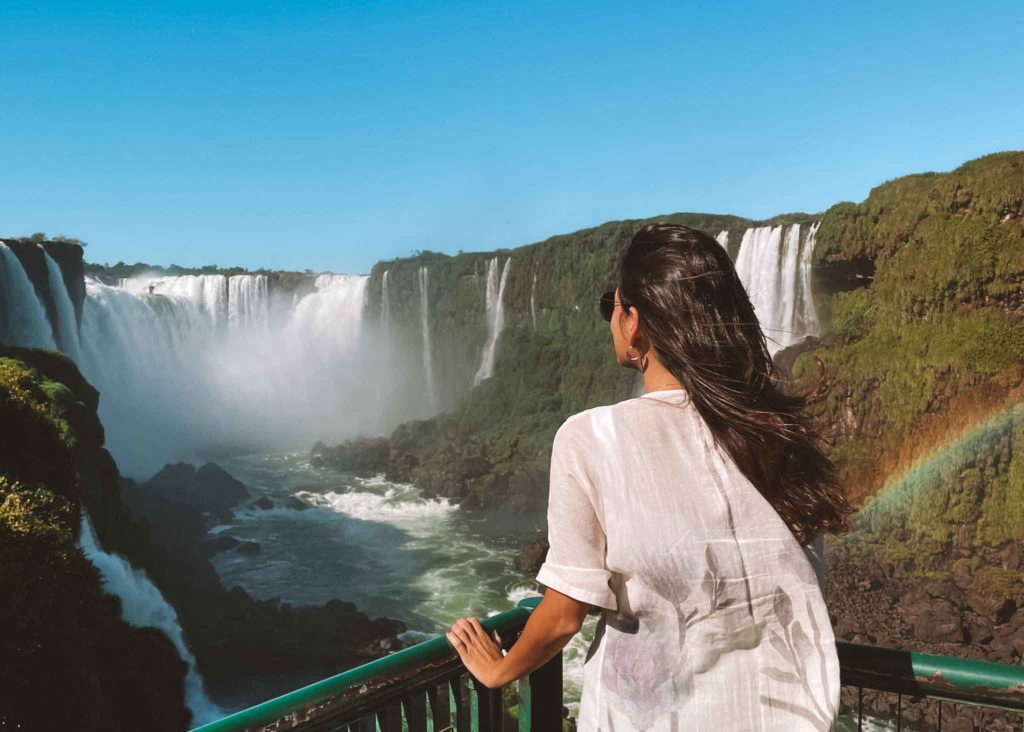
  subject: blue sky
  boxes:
[2,1,1022,274]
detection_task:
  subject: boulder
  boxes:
[236,541,261,554]
[515,537,549,574]
[284,496,311,511]
[899,588,964,643]
[202,534,241,557]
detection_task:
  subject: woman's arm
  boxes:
[446,586,591,688]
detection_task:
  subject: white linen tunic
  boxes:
[535,388,840,732]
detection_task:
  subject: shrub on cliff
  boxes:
[0,349,190,730]
[793,151,1024,565]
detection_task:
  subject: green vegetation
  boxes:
[84,260,273,280]
[0,348,190,731]
[787,151,1024,574]
[360,211,816,506]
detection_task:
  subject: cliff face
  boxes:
[364,213,768,413]
[326,213,816,508]
[0,346,190,731]
[3,237,87,334]
[785,152,1024,670]
[0,346,408,726]
[799,151,1024,529]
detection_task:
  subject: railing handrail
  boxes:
[839,642,1024,692]
[189,596,543,732]
[838,640,1024,713]
[190,594,1024,731]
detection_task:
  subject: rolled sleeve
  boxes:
[536,420,618,611]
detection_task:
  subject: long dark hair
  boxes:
[617,222,853,544]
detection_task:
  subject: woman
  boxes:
[447,222,854,731]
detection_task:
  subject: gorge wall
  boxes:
[320,213,826,508]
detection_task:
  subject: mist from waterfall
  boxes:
[732,222,820,354]
[0,243,57,349]
[77,272,392,477]
[1,223,823,475]
[78,509,223,726]
[472,256,512,386]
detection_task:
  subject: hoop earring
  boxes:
[625,344,648,371]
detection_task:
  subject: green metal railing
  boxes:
[191,595,1024,732]
[189,596,560,732]
[838,642,1024,730]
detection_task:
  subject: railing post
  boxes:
[474,678,503,732]
[529,651,563,731]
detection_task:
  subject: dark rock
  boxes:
[284,496,311,511]
[966,592,1017,625]
[965,613,995,644]
[250,496,273,510]
[140,461,251,527]
[236,541,261,554]
[810,254,876,295]
[202,534,240,556]
[997,542,1022,572]
[311,435,390,473]
[195,462,250,506]
[900,589,964,643]
[514,537,549,574]
[773,336,824,380]
[988,624,1022,661]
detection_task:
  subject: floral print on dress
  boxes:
[601,543,770,730]
[758,586,838,731]
[600,608,680,729]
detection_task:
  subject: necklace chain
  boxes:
[650,380,683,390]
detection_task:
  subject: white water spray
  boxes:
[78,510,223,726]
[78,273,382,476]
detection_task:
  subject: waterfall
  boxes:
[78,510,223,726]
[715,230,729,248]
[121,274,229,329]
[227,275,269,330]
[472,256,512,386]
[381,270,391,326]
[0,242,57,349]
[78,273,379,476]
[530,270,537,331]
[797,222,822,339]
[732,223,820,354]
[418,266,437,411]
[42,249,81,360]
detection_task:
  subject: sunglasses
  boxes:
[598,290,631,322]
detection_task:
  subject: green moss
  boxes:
[814,151,1024,265]
[828,289,874,342]
[970,566,1024,604]
[793,152,1024,573]
[977,404,1024,545]
[0,348,189,730]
